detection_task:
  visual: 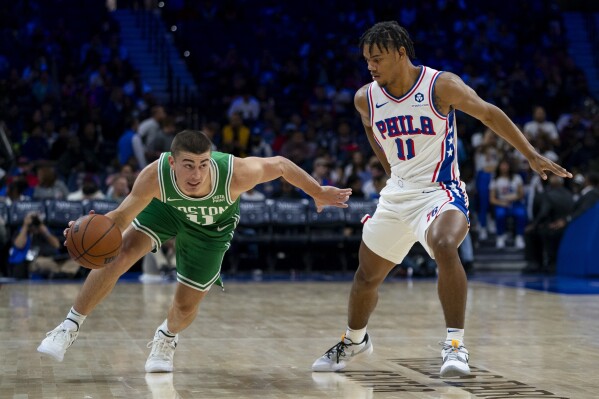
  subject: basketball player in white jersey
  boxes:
[312,21,572,377]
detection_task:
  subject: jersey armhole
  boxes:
[429,71,448,119]
[157,152,167,202]
[224,154,235,205]
[366,83,374,127]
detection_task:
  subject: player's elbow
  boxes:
[272,156,288,177]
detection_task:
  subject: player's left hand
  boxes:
[313,186,352,212]
[527,153,572,180]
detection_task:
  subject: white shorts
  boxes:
[362,176,469,264]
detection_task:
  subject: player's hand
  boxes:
[313,186,352,212]
[527,153,572,180]
[63,210,95,246]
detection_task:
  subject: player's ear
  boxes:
[168,155,175,169]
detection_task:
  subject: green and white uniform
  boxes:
[133,151,240,291]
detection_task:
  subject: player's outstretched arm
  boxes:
[231,156,352,212]
[436,72,572,181]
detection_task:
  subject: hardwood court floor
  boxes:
[1,277,598,398]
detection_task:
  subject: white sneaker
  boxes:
[37,323,79,362]
[145,329,178,373]
[312,333,373,372]
[496,235,506,249]
[440,339,470,377]
[515,235,525,249]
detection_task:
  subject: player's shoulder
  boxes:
[354,83,372,109]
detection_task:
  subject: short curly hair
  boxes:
[359,21,416,59]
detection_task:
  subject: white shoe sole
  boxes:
[440,363,470,377]
[37,345,64,362]
[145,362,174,373]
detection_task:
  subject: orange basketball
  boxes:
[67,214,122,269]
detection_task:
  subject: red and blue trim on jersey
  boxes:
[428,71,447,118]
[438,180,470,225]
[432,110,456,182]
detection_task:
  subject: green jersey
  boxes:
[157,151,240,241]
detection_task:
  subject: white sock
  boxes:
[345,326,367,344]
[446,328,464,344]
[64,307,86,331]
[158,319,176,339]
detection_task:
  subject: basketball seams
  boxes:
[68,214,122,268]
[80,216,117,256]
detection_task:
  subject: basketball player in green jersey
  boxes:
[38,130,352,372]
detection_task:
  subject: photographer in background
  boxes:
[8,211,81,279]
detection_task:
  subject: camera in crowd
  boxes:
[30,214,41,227]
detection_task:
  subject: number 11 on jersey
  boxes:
[395,138,415,161]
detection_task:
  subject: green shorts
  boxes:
[132,199,230,291]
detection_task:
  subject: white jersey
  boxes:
[367,66,460,185]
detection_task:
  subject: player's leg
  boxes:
[146,237,224,373]
[313,205,415,372]
[348,241,397,330]
[74,227,153,315]
[37,227,153,362]
[167,282,209,333]
[426,209,470,377]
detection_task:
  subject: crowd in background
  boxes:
[0,0,598,278]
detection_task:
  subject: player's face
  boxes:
[169,151,212,197]
[363,45,399,87]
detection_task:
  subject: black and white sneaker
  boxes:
[312,333,373,372]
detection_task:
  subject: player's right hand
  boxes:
[63,210,95,246]
[312,186,352,212]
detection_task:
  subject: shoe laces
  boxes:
[441,339,469,362]
[47,326,77,345]
[323,334,362,363]
[147,334,177,360]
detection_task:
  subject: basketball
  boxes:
[67,214,122,269]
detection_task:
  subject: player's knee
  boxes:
[429,236,459,257]
[172,300,199,317]
[354,266,384,289]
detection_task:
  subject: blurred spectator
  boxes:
[67,174,105,201]
[549,172,599,230]
[524,176,574,274]
[345,174,366,199]
[117,117,141,167]
[271,177,302,199]
[146,116,176,163]
[248,130,273,158]
[280,130,316,170]
[32,162,69,200]
[523,106,560,147]
[473,128,501,240]
[8,211,79,279]
[21,125,49,161]
[1,176,31,205]
[221,113,250,157]
[363,158,388,200]
[489,159,527,249]
[343,151,370,186]
[138,105,166,147]
[105,174,130,203]
[227,91,260,122]
[311,157,335,187]
[49,125,73,161]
